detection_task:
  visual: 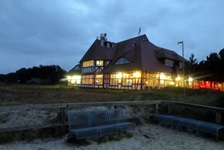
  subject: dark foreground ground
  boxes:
[0,83,224,107]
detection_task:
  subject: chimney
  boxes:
[107,42,110,48]
[100,33,107,46]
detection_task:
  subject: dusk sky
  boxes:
[0,0,223,74]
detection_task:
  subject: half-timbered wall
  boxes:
[142,71,183,89]
[103,71,142,90]
[78,60,184,90]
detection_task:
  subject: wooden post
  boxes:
[168,104,172,114]
[155,104,159,114]
[215,111,222,124]
[59,104,69,125]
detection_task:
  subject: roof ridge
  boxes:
[116,34,146,44]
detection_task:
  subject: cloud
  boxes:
[0,0,224,74]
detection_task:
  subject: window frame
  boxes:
[165,59,174,67]
[115,57,130,65]
[82,75,94,84]
[83,60,94,67]
[96,60,104,66]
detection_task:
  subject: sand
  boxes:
[0,105,224,150]
[1,124,224,150]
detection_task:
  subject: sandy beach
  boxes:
[0,105,224,150]
[1,124,224,150]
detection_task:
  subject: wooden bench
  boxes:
[67,109,135,140]
[153,114,224,141]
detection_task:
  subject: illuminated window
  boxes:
[68,75,81,84]
[110,73,122,85]
[96,60,104,66]
[122,73,132,86]
[133,71,141,78]
[115,57,130,65]
[165,59,173,67]
[83,60,94,67]
[82,75,94,84]
[95,74,103,85]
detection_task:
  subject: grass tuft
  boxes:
[97,132,133,144]
[67,139,91,146]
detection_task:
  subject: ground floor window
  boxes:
[109,71,141,86]
[82,75,94,84]
[110,74,121,85]
[143,72,182,88]
[122,73,132,86]
[67,75,81,85]
[95,74,103,85]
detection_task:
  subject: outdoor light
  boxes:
[177,41,183,44]
[177,40,185,98]
[188,77,193,82]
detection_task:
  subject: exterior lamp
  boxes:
[188,77,193,82]
[177,41,185,99]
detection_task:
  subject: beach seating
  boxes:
[153,114,224,141]
[67,109,135,140]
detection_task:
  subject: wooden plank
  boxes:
[0,100,163,112]
[162,101,224,112]
[0,123,68,133]
[162,101,224,124]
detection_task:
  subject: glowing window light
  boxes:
[160,73,166,80]
[122,73,129,78]
[116,73,122,78]
[67,76,71,80]
[175,76,180,81]
[170,82,174,85]
[133,71,141,78]
[72,75,81,80]
[96,60,104,66]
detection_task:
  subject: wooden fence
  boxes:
[0,100,224,133]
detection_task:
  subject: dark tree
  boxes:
[0,65,66,84]
[185,53,198,76]
[185,48,224,82]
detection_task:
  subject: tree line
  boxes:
[0,65,66,84]
[1,48,224,84]
[186,48,224,82]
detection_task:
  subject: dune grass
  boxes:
[1,84,224,107]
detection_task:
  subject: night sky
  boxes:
[0,0,223,74]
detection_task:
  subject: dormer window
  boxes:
[179,62,183,68]
[165,59,173,67]
[115,57,130,65]
[96,60,104,66]
[131,42,136,47]
[83,60,94,67]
